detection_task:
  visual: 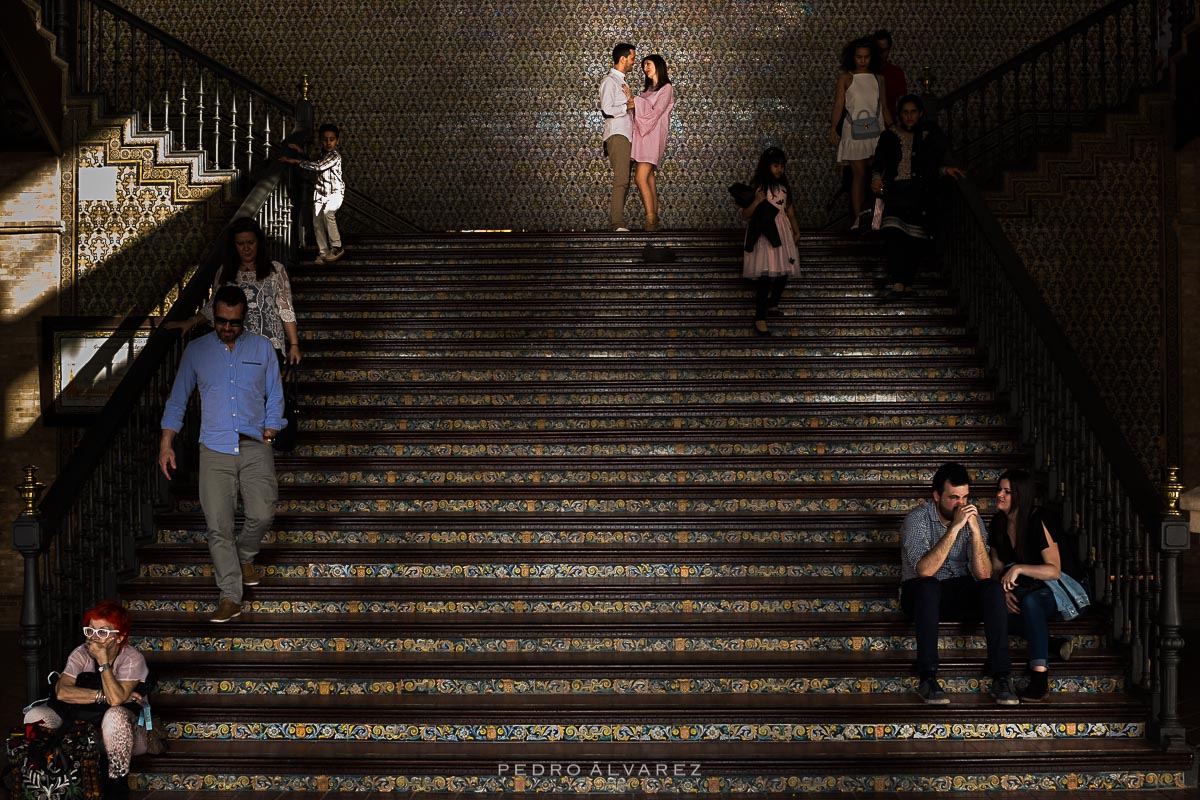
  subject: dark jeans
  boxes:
[1006,585,1061,669]
[900,575,1012,678]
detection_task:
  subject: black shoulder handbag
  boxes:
[272,366,299,453]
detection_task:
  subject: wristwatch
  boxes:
[97,663,110,673]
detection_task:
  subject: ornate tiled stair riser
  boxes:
[159,720,1146,743]
[297,389,997,406]
[297,290,953,304]
[141,563,902,580]
[132,634,1107,654]
[272,467,1004,487]
[153,674,1123,696]
[129,771,1188,794]
[156,527,903,545]
[306,412,1011,432]
[288,439,1019,458]
[309,344,978,358]
[130,597,902,615]
[175,497,934,515]
[297,365,984,382]
[302,324,969,340]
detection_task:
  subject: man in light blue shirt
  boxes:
[899,462,1016,706]
[159,285,286,623]
[600,42,636,231]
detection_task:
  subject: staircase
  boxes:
[117,232,1193,795]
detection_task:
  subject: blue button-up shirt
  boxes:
[161,331,286,456]
[900,500,990,583]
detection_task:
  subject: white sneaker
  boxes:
[613,227,630,232]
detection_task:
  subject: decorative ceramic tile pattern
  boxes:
[306,412,1011,432]
[176,496,928,515]
[65,107,234,315]
[163,719,1145,743]
[115,0,1110,231]
[990,130,1171,478]
[131,596,901,615]
[133,633,1106,654]
[289,438,1016,458]
[157,526,902,545]
[153,673,1121,696]
[131,769,1187,793]
[139,561,901,580]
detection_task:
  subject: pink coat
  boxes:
[631,83,675,166]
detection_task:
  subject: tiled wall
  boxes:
[0,153,61,625]
[117,0,1109,231]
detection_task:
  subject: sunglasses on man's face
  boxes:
[214,316,245,327]
[83,626,120,640]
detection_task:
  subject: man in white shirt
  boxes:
[600,42,636,231]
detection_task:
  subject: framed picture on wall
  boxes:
[41,316,159,425]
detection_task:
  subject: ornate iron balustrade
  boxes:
[933,0,1165,182]
[35,0,301,180]
[944,179,1190,751]
[12,161,301,705]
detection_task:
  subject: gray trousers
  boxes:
[198,441,278,603]
[607,134,632,228]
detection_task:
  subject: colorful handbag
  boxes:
[5,721,104,800]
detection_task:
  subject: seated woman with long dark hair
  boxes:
[988,469,1075,702]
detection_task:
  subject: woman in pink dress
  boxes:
[627,54,674,231]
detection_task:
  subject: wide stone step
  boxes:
[294,363,986,384]
[300,317,967,338]
[127,738,1189,794]
[267,453,1021,489]
[167,481,993,515]
[152,513,914,545]
[280,430,1021,459]
[148,692,1148,744]
[302,339,980,358]
[128,612,1104,654]
[125,575,905,614]
[293,381,995,409]
[134,542,903,580]
[294,292,953,310]
[143,648,1126,696]
[298,403,1010,432]
[290,271,904,289]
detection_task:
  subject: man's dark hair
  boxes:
[213,285,248,312]
[612,43,635,64]
[931,462,970,495]
[319,123,340,138]
[873,29,894,48]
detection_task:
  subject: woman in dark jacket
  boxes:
[870,95,964,300]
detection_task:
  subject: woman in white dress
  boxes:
[828,38,892,230]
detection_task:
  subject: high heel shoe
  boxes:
[753,319,771,337]
[645,214,659,232]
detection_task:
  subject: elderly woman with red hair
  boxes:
[23,600,150,782]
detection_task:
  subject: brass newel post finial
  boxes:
[302,74,310,101]
[15,466,45,517]
[1158,465,1184,514]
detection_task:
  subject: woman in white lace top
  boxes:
[168,218,301,364]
